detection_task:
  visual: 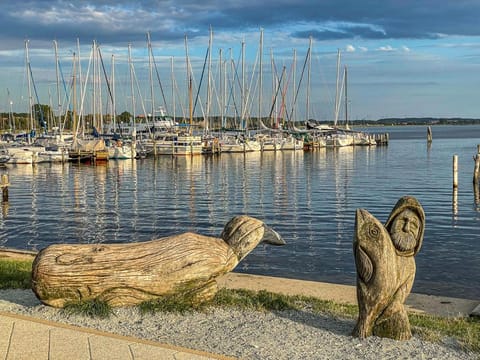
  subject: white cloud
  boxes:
[401,45,411,52]
[346,44,355,52]
[358,46,368,52]
[378,45,394,51]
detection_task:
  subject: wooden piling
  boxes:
[453,155,458,188]
[1,174,9,202]
[473,145,480,185]
[427,126,432,143]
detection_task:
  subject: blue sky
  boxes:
[1,0,480,121]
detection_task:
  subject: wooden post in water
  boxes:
[473,145,480,185]
[453,155,458,188]
[427,126,432,143]
[1,174,9,202]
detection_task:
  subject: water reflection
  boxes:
[1,128,480,299]
[452,187,458,224]
[474,184,480,211]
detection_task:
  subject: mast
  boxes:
[111,54,116,134]
[291,48,297,126]
[147,32,155,125]
[92,41,96,132]
[270,48,276,128]
[344,65,348,129]
[219,48,224,130]
[241,38,245,130]
[72,52,78,142]
[25,40,34,137]
[334,49,341,127]
[171,56,175,125]
[306,36,312,124]
[53,40,62,127]
[76,38,84,136]
[259,28,263,127]
[206,26,213,134]
[128,44,136,139]
[184,34,191,128]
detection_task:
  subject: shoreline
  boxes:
[1,247,479,359]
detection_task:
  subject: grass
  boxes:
[0,257,478,353]
[62,299,113,319]
[0,258,32,289]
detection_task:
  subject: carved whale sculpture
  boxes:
[352,196,425,340]
[31,215,285,307]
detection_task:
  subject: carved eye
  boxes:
[367,224,380,239]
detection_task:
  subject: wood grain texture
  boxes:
[32,233,237,307]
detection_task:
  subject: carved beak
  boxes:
[261,224,286,246]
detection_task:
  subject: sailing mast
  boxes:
[306,36,312,125]
[344,65,349,130]
[111,54,116,134]
[189,76,193,135]
[241,39,245,130]
[25,40,34,140]
[184,34,190,131]
[147,32,155,126]
[334,49,341,127]
[72,52,78,143]
[219,48,223,130]
[128,44,136,140]
[171,56,176,126]
[53,40,62,135]
[259,29,263,128]
[206,26,213,134]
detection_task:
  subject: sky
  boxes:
[2,0,480,122]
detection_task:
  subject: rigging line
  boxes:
[57,59,70,111]
[28,63,46,130]
[279,62,294,123]
[240,47,259,123]
[97,47,114,106]
[267,65,285,122]
[151,52,170,115]
[288,45,310,122]
[193,46,209,117]
[225,59,241,128]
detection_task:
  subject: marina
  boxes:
[0,125,478,300]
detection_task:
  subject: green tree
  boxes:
[117,111,132,123]
[32,104,53,130]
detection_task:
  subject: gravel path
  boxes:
[0,289,476,360]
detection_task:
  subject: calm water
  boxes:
[1,125,479,300]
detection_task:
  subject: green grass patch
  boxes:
[0,259,32,289]
[410,313,480,352]
[62,299,113,319]
[138,292,209,315]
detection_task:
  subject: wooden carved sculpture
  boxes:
[31,215,285,307]
[352,196,425,340]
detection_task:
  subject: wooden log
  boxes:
[31,216,284,308]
